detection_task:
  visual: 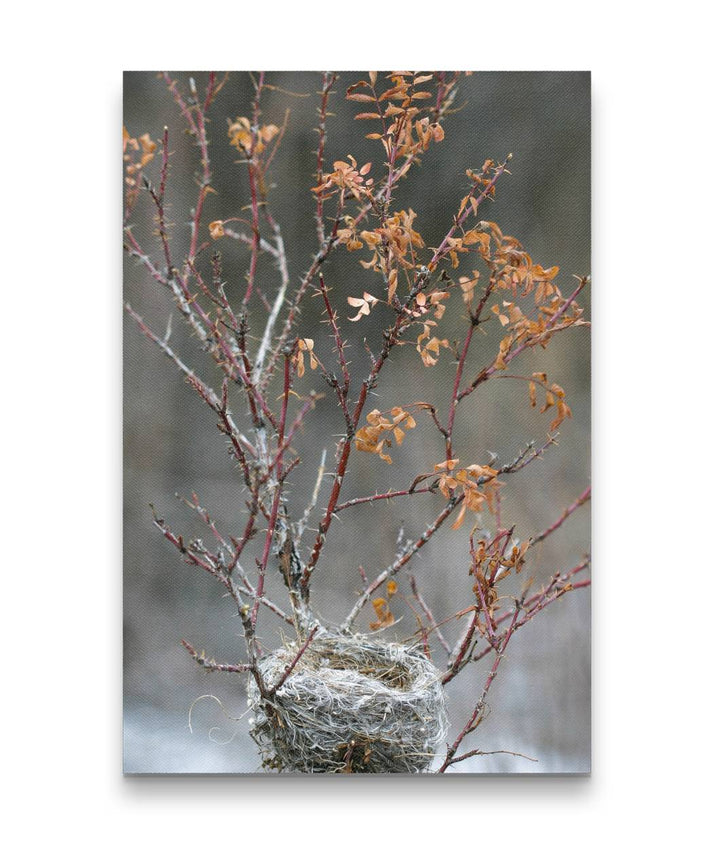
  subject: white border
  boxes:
[4,1,716,851]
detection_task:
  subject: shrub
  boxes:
[124,71,590,773]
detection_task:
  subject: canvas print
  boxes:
[124,71,590,774]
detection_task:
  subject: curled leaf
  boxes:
[208,220,225,240]
[369,597,395,630]
[347,292,379,321]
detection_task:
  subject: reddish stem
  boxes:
[315,72,337,245]
[270,626,319,694]
[438,606,521,772]
[429,158,511,271]
[459,276,589,402]
[188,72,215,261]
[409,575,452,655]
[533,486,591,546]
[243,72,265,306]
[252,351,291,627]
[334,486,434,514]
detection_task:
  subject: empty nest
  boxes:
[247,630,448,774]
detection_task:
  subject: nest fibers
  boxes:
[247,631,448,773]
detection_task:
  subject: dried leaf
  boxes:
[388,268,398,303]
[451,503,467,530]
[347,292,379,321]
[208,220,225,240]
[369,596,395,630]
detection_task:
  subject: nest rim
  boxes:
[247,629,448,774]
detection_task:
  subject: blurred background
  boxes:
[123,71,590,774]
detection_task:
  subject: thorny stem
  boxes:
[269,625,319,694]
[252,209,290,384]
[334,485,435,514]
[340,494,461,632]
[243,72,266,306]
[151,505,292,625]
[260,78,461,392]
[252,350,292,628]
[429,157,512,272]
[463,558,591,672]
[318,274,351,401]
[150,507,269,697]
[126,73,590,766]
[459,276,589,402]
[532,486,591,546]
[296,450,327,540]
[188,74,215,261]
[442,607,479,684]
[146,127,174,279]
[315,72,338,246]
[438,606,521,773]
[438,748,537,770]
[162,72,197,131]
[445,279,496,458]
[260,210,344,391]
[409,575,452,655]
[125,304,219,412]
[181,640,251,674]
[431,72,460,124]
[301,269,432,597]
[180,491,233,554]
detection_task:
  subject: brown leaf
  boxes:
[208,220,225,240]
[369,597,394,629]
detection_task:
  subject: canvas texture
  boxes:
[123,71,591,774]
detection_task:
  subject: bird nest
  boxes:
[247,630,448,773]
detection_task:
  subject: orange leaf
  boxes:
[369,597,394,630]
[451,503,468,530]
[208,220,225,240]
[388,268,398,303]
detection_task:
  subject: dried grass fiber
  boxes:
[248,630,448,773]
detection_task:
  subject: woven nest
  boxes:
[247,631,448,773]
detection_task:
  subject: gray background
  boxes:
[124,71,590,774]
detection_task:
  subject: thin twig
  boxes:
[269,626,319,694]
